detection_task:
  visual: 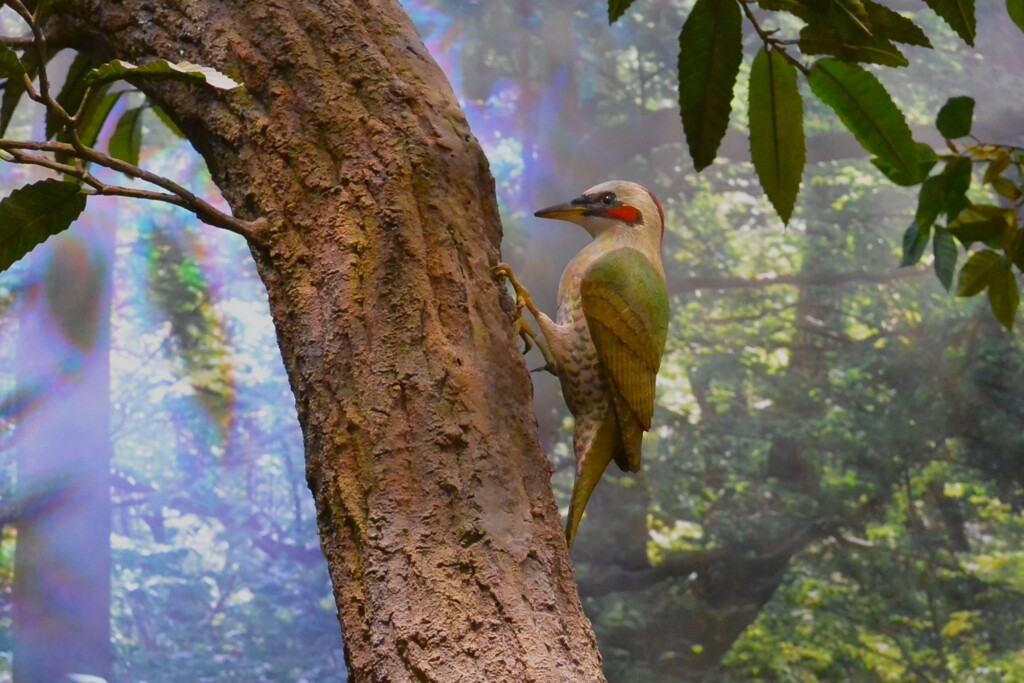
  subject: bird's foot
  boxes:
[530,358,558,376]
[511,312,540,356]
[492,263,556,373]
[492,262,540,317]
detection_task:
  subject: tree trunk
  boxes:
[65,1,605,680]
[12,222,114,683]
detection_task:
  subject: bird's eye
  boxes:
[600,192,616,205]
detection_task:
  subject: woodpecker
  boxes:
[494,180,669,549]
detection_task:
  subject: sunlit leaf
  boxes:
[956,249,1003,297]
[110,106,144,166]
[948,205,1009,246]
[1010,0,1024,33]
[677,0,742,171]
[988,267,1019,330]
[963,144,1005,161]
[984,149,1012,183]
[901,223,930,267]
[749,48,804,224]
[0,180,86,273]
[922,0,976,45]
[808,59,922,185]
[936,96,974,139]
[991,177,1022,201]
[85,59,242,90]
[933,227,958,291]
[608,0,637,23]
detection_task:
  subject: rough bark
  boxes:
[64,1,605,681]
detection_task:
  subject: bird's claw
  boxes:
[530,360,558,376]
[511,314,538,355]
[493,262,556,372]
[492,262,538,316]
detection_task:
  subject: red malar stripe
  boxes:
[606,205,641,223]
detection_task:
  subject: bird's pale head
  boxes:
[533,180,665,241]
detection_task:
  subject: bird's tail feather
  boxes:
[566,414,622,549]
[611,394,644,473]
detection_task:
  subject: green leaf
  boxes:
[608,0,637,23]
[936,96,974,139]
[758,0,813,20]
[863,0,932,47]
[795,0,930,66]
[799,25,908,67]
[948,217,1004,246]
[76,89,120,149]
[45,53,97,140]
[749,48,804,224]
[1006,229,1024,271]
[1010,0,1024,33]
[933,227,958,291]
[110,106,144,167]
[85,59,241,90]
[873,142,936,185]
[988,267,1019,330]
[0,180,86,273]
[901,222,930,267]
[956,249,1003,296]
[0,44,26,79]
[942,156,973,221]
[922,0,976,45]
[150,104,185,139]
[808,59,922,185]
[914,173,946,232]
[677,0,743,171]
[0,47,43,136]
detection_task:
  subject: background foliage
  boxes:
[1,0,1023,681]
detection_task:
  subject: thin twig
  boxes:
[5,0,72,127]
[738,0,811,76]
[0,140,263,243]
[0,1,266,245]
[0,36,36,49]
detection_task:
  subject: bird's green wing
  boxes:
[580,248,669,432]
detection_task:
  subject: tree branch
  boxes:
[6,0,71,127]
[0,139,265,244]
[0,3,268,246]
[0,35,36,49]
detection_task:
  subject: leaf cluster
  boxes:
[611,0,1023,329]
[899,98,1024,329]
[0,3,243,274]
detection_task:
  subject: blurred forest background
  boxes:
[2,1,1024,681]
